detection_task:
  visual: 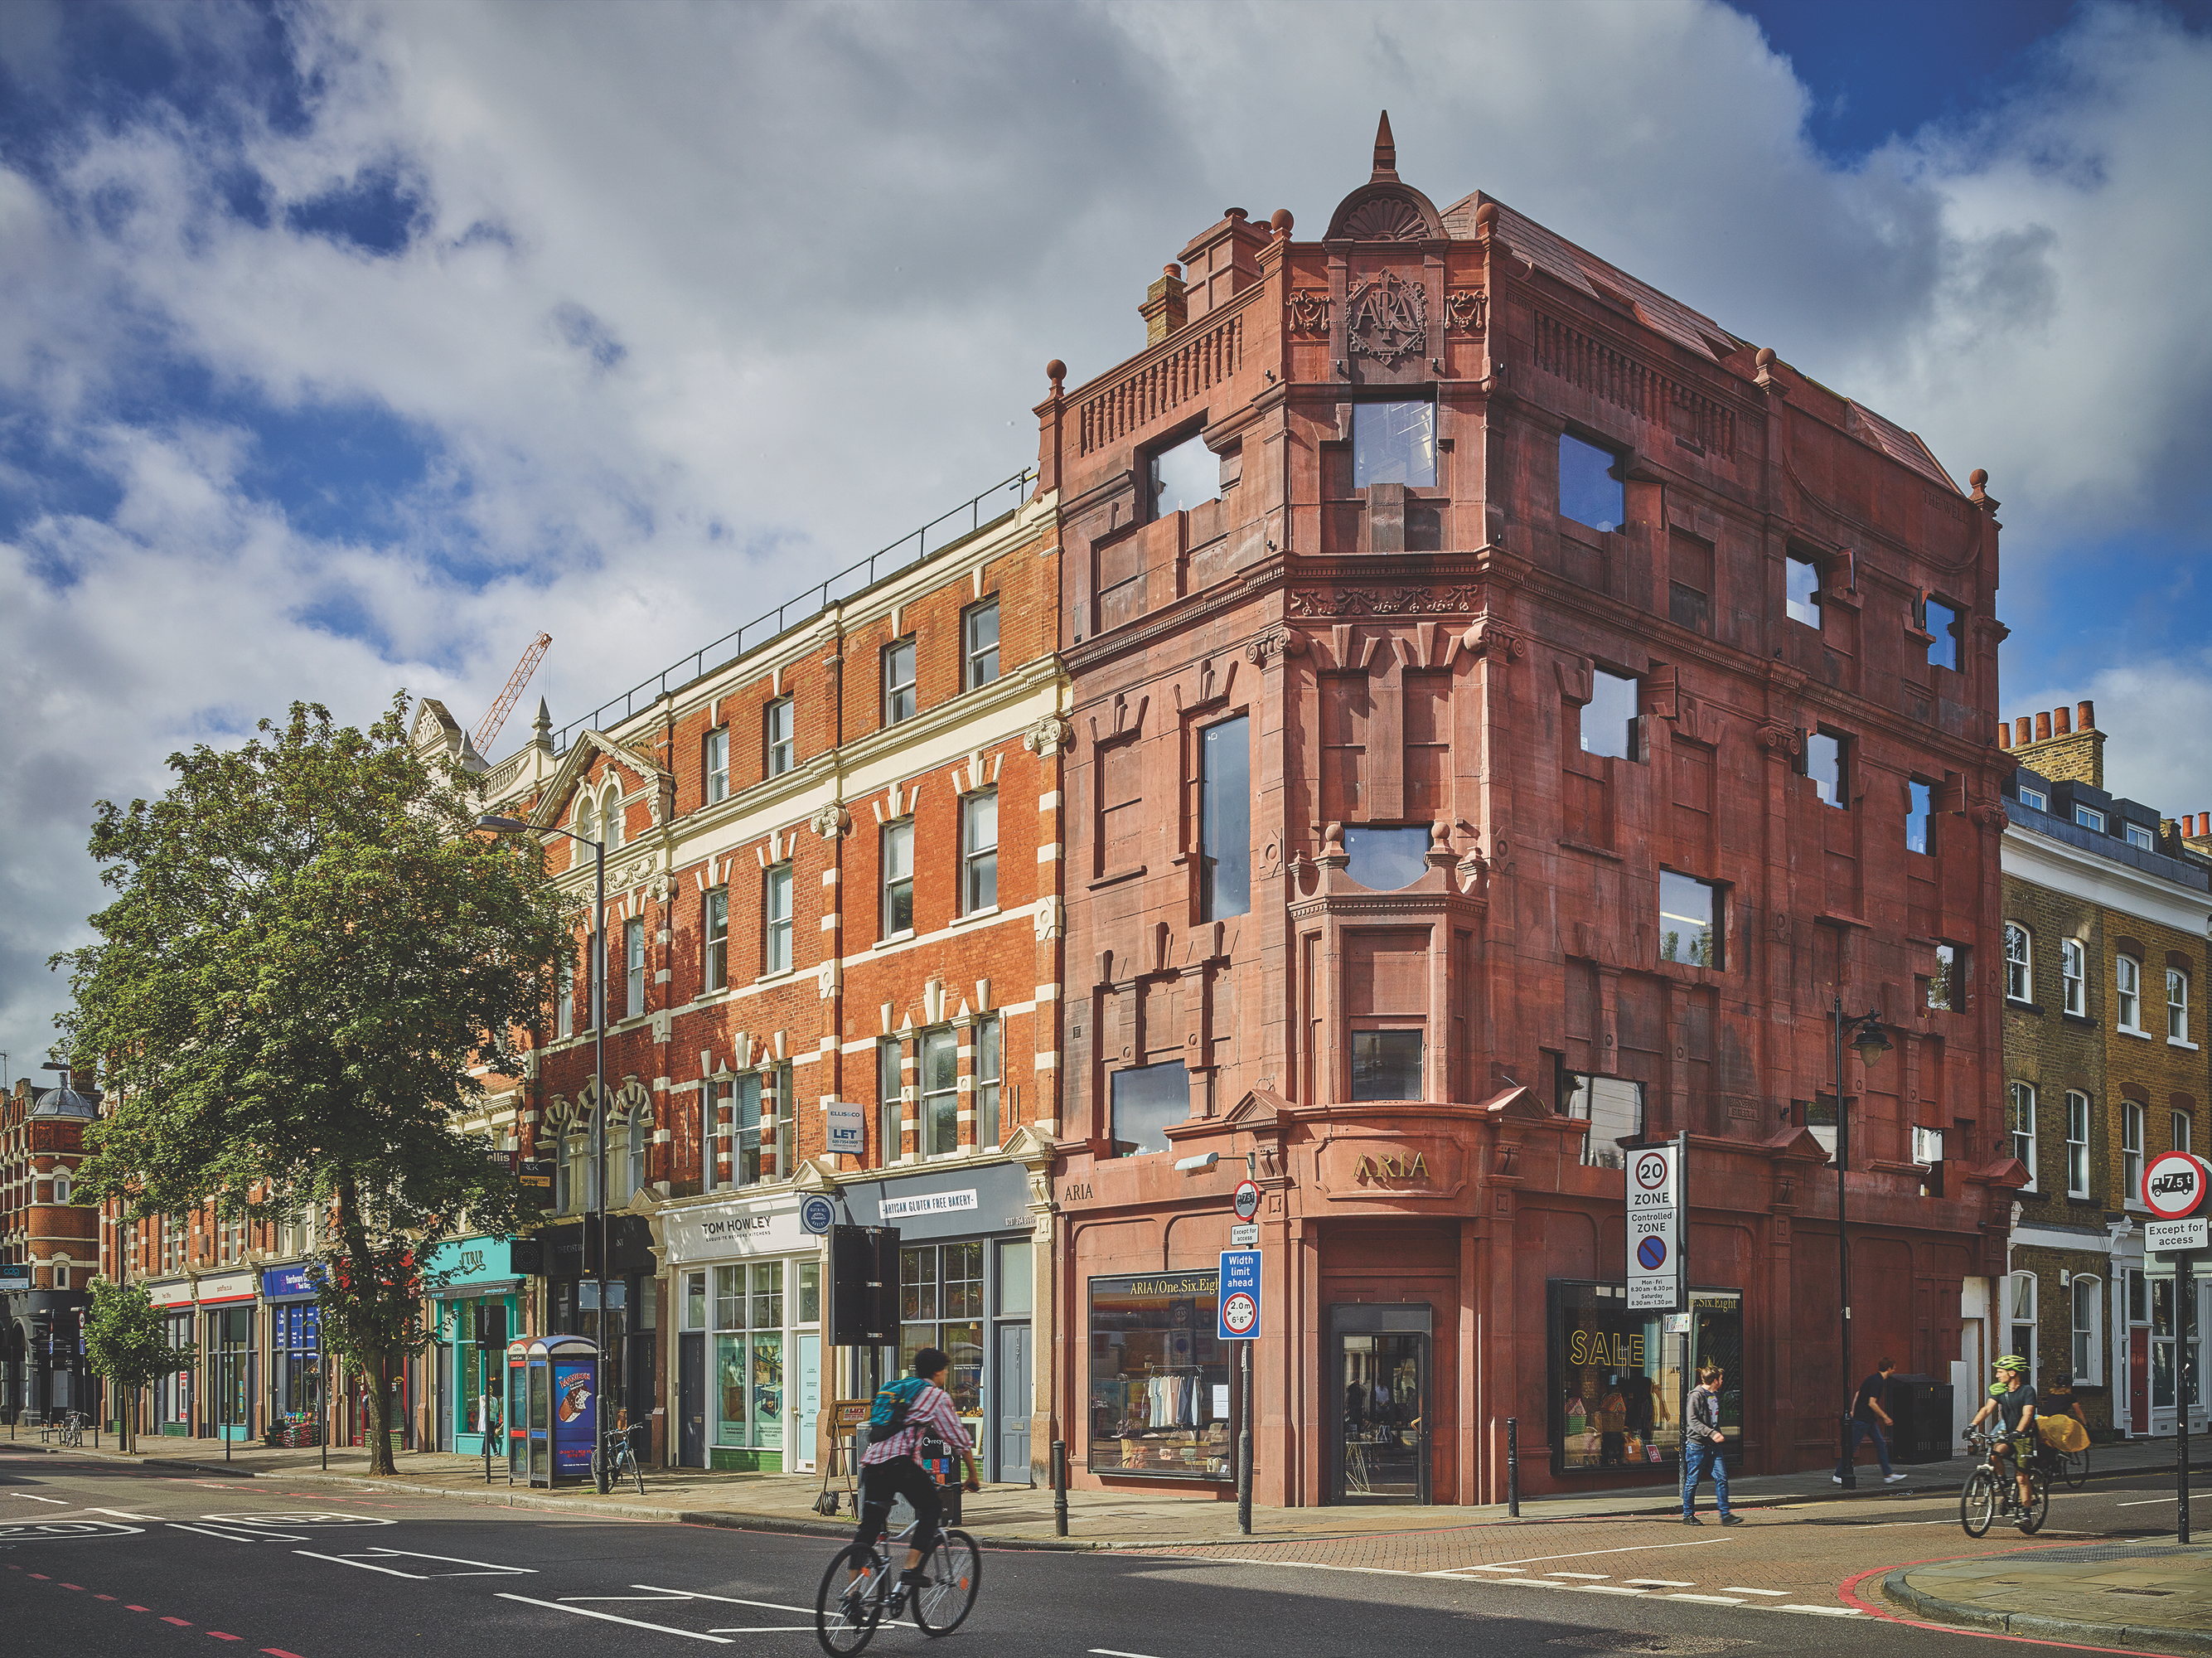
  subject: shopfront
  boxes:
[662,1194,820,1473]
[843,1161,1041,1485]
[1088,1268,1235,1484]
[1546,1282,1743,1477]
[426,1236,524,1457]
[196,1270,258,1442]
[146,1279,195,1435]
[262,1265,322,1442]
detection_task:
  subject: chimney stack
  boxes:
[2002,701,2106,790]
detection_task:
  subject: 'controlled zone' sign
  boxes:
[1627,1145,1682,1311]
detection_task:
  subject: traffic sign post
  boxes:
[1627,1142,1682,1311]
[2143,1150,2209,1544]
[1220,1248,1261,1537]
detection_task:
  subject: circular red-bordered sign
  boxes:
[1233,1180,1261,1221]
[2143,1150,2210,1219]
[1634,1150,1671,1192]
[1222,1292,1258,1336]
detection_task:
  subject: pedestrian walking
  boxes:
[1833,1356,1908,1484]
[1682,1364,1742,1525]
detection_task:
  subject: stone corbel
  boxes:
[1463,615,1524,662]
[808,802,851,841]
[1020,715,1073,758]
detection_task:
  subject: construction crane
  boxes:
[474,632,553,757]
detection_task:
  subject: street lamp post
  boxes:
[1832,996,1891,1491]
[478,813,608,1492]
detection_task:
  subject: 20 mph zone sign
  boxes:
[1627,1146,1682,1311]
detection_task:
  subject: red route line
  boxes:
[1836,1543,2157,1655]
[16,1568,291,1648]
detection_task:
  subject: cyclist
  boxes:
[846,1348,980,1603]
[1967,1354,2037,1511]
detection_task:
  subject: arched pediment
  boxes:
[1324,111,1445,242]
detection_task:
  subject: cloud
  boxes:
[2,0,2210,1069]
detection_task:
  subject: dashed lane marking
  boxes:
[1725,1587,1789,1596]
[1780,1605,1862,1617]
[629,1586,816,1614]
[1546,1571,1609,1578]
[1625,1578,1697,1587]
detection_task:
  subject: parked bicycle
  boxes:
[1959,1428,2047,1536]
[815,1509,980,1654]
[591,1423,645,1495]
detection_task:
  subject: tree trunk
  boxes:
[367,1344,394,1476]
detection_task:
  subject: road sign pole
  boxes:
[1238,1336,1253,1536]
[2181,1247,2194,1545]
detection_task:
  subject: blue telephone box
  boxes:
[525,1335,599,1487]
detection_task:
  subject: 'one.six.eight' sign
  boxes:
[1627,1145,1682,1311]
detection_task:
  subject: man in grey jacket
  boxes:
[1682,1364,1744,1525]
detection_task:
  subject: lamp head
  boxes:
[1850,1011,1891,1066]
[476,814,533,833]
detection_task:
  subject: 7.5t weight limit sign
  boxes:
[1627,1144,1682,1311]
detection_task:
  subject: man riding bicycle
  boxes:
[1967,1353,2038,1510]
[847,1348,980,1601]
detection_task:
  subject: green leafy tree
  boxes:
[56,698,568,1474]
[83,1278,192,1454]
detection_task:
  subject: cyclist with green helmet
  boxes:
[1967,1354,2037,1511]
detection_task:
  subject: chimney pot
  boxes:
[2078,699,2095,730]
[2016,717,2032,746]
[2054,706,2072,734]
[2035,711,2052,742]
[1997,723,2011,749]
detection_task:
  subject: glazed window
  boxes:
[1924,595,1963,671]
[2123,1100,2145,1205]
[1927,943,1957,1011]
[2072,1276,2102,1384]
[2176,1111,2195,1154]
[1150,429,1218,519]
[1580,669,1640,762]
[975,1015,1002,1148]
[2127,822,2156,851]
[2009,1081,2037,1190]
[1785,555,1822,628]
[2118,955,2142,1032]
[705,727,730,804]
[1562,1071,1644,1171]
[2076,805,2106,832]
[1556,431,1622,531]
[765,697,795,778]
[2061,939,2084,1016]
[921,1027,958,1156]
[963,599,1000,691]
[2004,924,2030,1003]
[703,888,729,992]
[1906,780,1935,855]
[1345,825,1430,891]
[763,863,792,976]
[1803,730,1847,808]
[1658,871,1721,969]
[882,820,915,938]
[2007,1276,2037,1374]
[2066,1092,2092,1199]
[961,791,998,914]
[1349,1030,1423,1103]
[1110,1061,1190,1157]
[2170,969,2190,1043]
[556,954,574,1039]
[879,1039,905,1165]
[883,638,917,726]
[1200,715,1251,921]
[1355,401,1436,487]
[2018,785,2048,812]
[624,917,646,1020]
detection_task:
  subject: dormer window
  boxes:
[2075,805,2105,832]
[1354,401,1436,487]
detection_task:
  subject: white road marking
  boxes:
[2118,1496,2180,1505]
[357,1548,533,1574]
[11,1494,67,1504]
[1726,1588,1789,1596]
[631,1585,816,1613]
[498,1593,732,1642]
[1546,1571,1609,1578]
[294,1549,425,1578]
[1091,1650,1170,1658]
[1780,1606,1861,1617]
[701,1628,816,1636]
[1668,1594,1748,1605]
[172,1524,289,1542]
[1571,1585,1651,1596]
[1424,1535,1735,1575]
[87,1509,164,1521]
[1626,1578,1697,1587]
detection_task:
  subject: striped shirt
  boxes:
[859,1380,974,1467]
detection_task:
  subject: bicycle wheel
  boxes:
[628,1447,646,1496]
[817,1544,886,1657]
[2016,1470,2049,1534]
[2063,1448,2089,1491]
[1960,1469,1997,1537]
[910,1530,980,1637]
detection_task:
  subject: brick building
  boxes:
[1997,702,2212,1439]
[2,1072,100,1419]
[487,476,1067,1477]
[1038,118,2018,1505]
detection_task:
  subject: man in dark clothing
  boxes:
[1969,1354,2039,1511]
[1833,1357,1907,1484]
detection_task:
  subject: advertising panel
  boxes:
[550,1358,598,1478]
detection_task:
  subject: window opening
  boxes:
[961,791,998,914]
[1200,715,1251,920]
[963,599,1000,691]
[1928,943,1957,1011]
[1804,730,1847,807]
[1350,1030,1424,1102]
[1110,1062,1190,1157]
[1355,402,1437,488]
[1556,431,1621,531]
[705,728,730,803]
[2118,955,2142,1031]
[1344,825,1430,891]
[2072,1277,2101,1384]
[1785,555,1821,628]
[883,639,917,725]
[1658,871,1721,968]
[2123,1099,2144,1203]
[2066,1092,2091,1198]
[975,1015,1003,1147]
[704,888,728,992]
[920,1027,959,1156]
[1906,780,1934,854]
[624,917,646,1020]
[2127,822,2155,851]
[1562,1071,1645,1170]
[1924,596,1963,671]
[765,698,795,778]
[1581,669,1640,761]
[2009,1081,2037,1190]
[1150,430,1220,517]
[764,863,793,975]
[2170,969,2190,1042]
[879,1040,904,1165]
[2076,805,2106,832]
[2005,925,2030,1002]
[2061,938,2084,1016]
[883,820,914,937]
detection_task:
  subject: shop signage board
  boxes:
[825,1101,867,1157]
[1217,1249,1261,1340]
[661,1197,807,1263]
[0,1264,31,1292]
[880,1188,977,1221]
[1626,1145,1682,1311]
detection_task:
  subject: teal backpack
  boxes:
[869,1375,931,1436]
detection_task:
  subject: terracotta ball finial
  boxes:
[1473,201,1498,235]
[1047,361,1067,397]
[1270,207,1294,236]
[1970,467,1988,489]
[1755,347,1776,368]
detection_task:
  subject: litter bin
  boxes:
[1884,1374,1955,1463]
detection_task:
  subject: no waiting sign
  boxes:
[1627,1144,1682,1311]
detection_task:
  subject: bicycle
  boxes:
[2056,1444,2089,1490]
[815,1510,980,1655]
[590,1426,646,1496]
[1959,1428,2047,1536]
[58,1413,85,1449]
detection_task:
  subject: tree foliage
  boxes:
[84,1278,192,1452]
[56,697,568,1471]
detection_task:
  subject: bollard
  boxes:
[1052,1439,1069,1537]
[1507,1417,1520,1518]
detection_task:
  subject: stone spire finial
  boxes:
[531,696,554,752]
[1372,109,1398,181]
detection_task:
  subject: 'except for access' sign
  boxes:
[2147,1217,2210,1256]
[1627,1145,1682,1311]
[1218,1249,1261,1340]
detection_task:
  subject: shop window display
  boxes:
[1546,1282,1741,1476]
[1088,1271,1234,1480]
[900,1242,985,1449]
[715,1261,784,1449]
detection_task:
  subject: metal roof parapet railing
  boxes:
[549,466,1034,755]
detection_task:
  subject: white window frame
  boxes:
[2127,822,2155,851]
[2009,1080,2038,1190]
[2169,968,2192,1045]
[2123,1099,2145,1208]
[2005,924,2031,1003]
[763,862,793,976]
[765,697,795,778]
[2061,938,2085,1016]
[2076,805,2106,832]
[2018,785,2048,812]
[2071,1275,2103,1386]
[2178,1111,2195,1155]
[882,819,915,938]
[2008,1272,2038,1377]
[704,886,729,992]
[2065,1091,2091,1199]
[883,638,917,726]
[961,790,998,915]
[2118,954,2143,1033]
[962,597,1000,691]
[705,727,730,804]
[556,953,574,1039]
[601,783,624,851]
[624,916,646,1020]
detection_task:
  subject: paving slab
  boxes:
[1884,1540,2212,1655]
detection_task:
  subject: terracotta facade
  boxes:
[1040,121,2020,1503]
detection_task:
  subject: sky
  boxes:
[3,0,2210,1080]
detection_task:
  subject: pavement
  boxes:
[12,1425,2210,1652]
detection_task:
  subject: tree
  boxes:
[56,698,568,1474]
[83,1278,192,1455]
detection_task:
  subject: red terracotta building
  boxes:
[1039,118,2020,1505]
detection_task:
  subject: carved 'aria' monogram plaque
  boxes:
[1345,271,1426,366]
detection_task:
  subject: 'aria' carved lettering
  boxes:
[1354,1151,1430,1182]
[1345,272,1427,366]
